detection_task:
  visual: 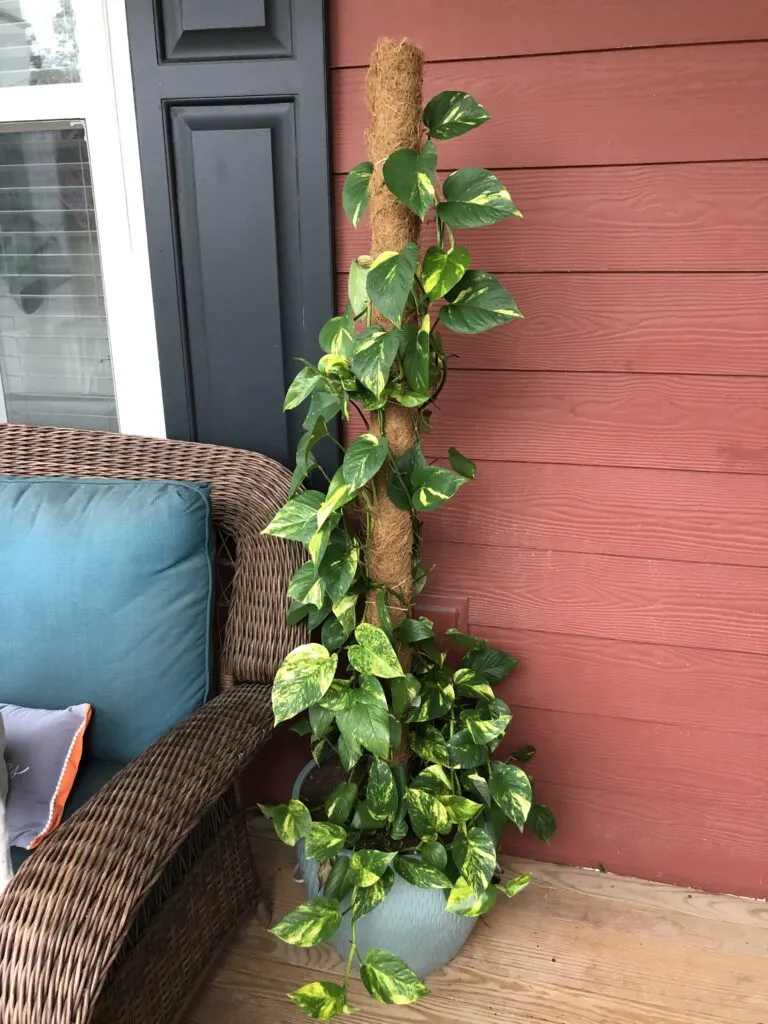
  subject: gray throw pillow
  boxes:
[1,703,91,850]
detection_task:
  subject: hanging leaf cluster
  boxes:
[263,90,556,1020]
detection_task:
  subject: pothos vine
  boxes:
[260,89,556,1020]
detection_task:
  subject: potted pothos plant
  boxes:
[260,84,556,1021]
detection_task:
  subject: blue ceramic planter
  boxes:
[293,760,477,979]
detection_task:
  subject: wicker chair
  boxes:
[0,423,304,1024]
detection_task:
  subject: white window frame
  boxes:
[0,0,165,437]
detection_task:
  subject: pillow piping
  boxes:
[28,703,92,849]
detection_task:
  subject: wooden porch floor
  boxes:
[183,819,768,1024]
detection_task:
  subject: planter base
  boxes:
[293,760,477,979]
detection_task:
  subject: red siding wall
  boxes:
[328,0,768,897]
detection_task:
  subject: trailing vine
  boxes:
[261,88,556,1020]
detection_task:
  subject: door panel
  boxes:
[160,0,293,60]
[126,0,334,463]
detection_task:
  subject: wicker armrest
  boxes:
[0,683,274,1024]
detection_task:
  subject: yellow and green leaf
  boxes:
[360,949,430,1005]
[442,269,523,334]
[270,897,342,947]
[423,90,490,140]
[382,142,437,219]
[272,643,337,725]
[342,160,373,229]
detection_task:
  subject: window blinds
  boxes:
[0,123,117,430]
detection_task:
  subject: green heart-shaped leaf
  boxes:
[442,795,484,824]
[316,467,358,528]
[394,855,451,889]
[262,490,324,543]
[360,949,430,1005]
[271,897,342,947]
[423,90,490,140]
[460,698,512,745]
[288,980,353,1020]
[452,827,496,892]
[348,623,403,678]
[272,643,337,725]
[421,245,470,299]
[258,799,310,846]
[342,432,389,489]
[319,313,356,358]
[366,242,419,326]
[347,849,397,887]
[284,365,322,411]
[410,464,466,511]
[322,856,352,901]
[400,313,431,395]
[437,167,520,228]
[404,787,450,838]
[447,728,487,769]
[348,257,371,316]
[409,724,450,766]
[367,757,398,821]
[442,270,523,335]
[318,540,358,604]
[489,761,533,831]
[324,781,358,825]
[462,643,519,683]
[350,326,400,397]
[287,560,324,609]
[342,160,373,228]
[335,676,391,759]
[420,839,448,871]
[448,446,476,479]
[500,872,532,898]
[529,802,557,843]
[304,822,348,861]
[410,764,452,796]
[382,142,437,218]
[352,867,395,920]
[445,875,498,917]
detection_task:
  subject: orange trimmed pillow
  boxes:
[1,703,91,849]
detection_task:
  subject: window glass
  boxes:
[0,0,80,88]
[0,124,117,429]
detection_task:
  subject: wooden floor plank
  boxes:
[183,824,768,1024]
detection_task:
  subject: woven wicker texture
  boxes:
[0,424,303,1023]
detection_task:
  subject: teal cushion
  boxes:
[0,476,214,762]
[11,758,121,872]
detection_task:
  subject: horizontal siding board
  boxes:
[334,162,768,272]
[329,0,768,65]
[426,463,768,566]
[502,778,768,897]
[332,44,768,170]
[501,708,768,804]
[424,544,768,653]
[336,273,768,375]
[465,625,768,734]
[414,371,768,474]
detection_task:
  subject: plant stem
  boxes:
[350,400,370,431]
[343,911,358,994]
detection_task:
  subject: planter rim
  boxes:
[292,758,320,803]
